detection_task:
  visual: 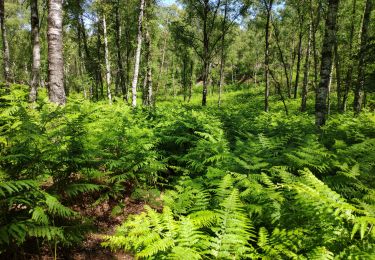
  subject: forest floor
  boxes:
[25,196,145,260]
[68,197,145,260]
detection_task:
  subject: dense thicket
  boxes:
[0,0,374,258]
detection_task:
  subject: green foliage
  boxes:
[1,86,375,258]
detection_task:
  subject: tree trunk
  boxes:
[342,0,357,112]
[315,0,339,127]
[201,2,209,106]
[144,29,152,106]
[294,29,303,99]
[273,22,291,95]
[155,30,167,95]
[264,0,273,112]
[353,0,372,114]
[47,0,65,105]
[334,37,342,111]
[218,0,228,107]
[311,0,322,90]
[29,0,40,102]
[115,0,126,101]
[102,14,112,104]
[131,0,145,107]
[0,0,11,83]
[301,22,312,112]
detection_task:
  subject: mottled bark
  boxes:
[102,14,112,104]
[301,22,312,112]
[0,0,11,83]
[143,29,152,106]
[29,0,40,102]
[131,0,145,107]
[47,0,65,105]
[354,0,372,114]
[315,0,339,127]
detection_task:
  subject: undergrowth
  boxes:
[1,84,374,259]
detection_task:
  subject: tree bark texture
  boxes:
[30,0,41,102]
[115,0,126,101]
[342,0,357,112]
[301,22,312,112]
[47,0,66,105]
[315,0,339,126]
[353,0,373,114]
[102,14,112,104]
[0,0,11,83]
[131,0,145,107]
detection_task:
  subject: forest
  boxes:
[0,0,374,259]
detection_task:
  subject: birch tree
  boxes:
[315,0,339,126]
[131,0,145,107]
[29,0,40,102]
[47,0,66,105]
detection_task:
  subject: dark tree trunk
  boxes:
[342,0,357,112]
[353,0,372,114]
[315,0,339,127]
[0,0,11,83]
[311,0,322,90]
[202,2,210,106]
[301,22,312,112]
[273,22,291,95]
[47,0,66,105]
[29,0,40,102]
[294,30,303,99]
[264,0,273,112]
[334,38,342,111]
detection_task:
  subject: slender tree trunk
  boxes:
[315,0,339,127]
[0,0,11,83]
[47,0,65,105]
[311,0,322,90]
[301,22,312,112]
[188,60,194,102]
[115,0,126,101]
[294,29,303,99]
[144,29,152,106]
[334,38,342,111]
[218,0,228,107]
[131,0,145,107]
[96,21,104,99]
[354,0,372,114]
[288,40,296,98]
[102,14,112,104]
[202,3,210,106]
[155,29,167,95]
[264,0,273,112]
[273,22,291,94]
[270,70,289,115]
[342,0,357,112]
[29,0,40,102]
